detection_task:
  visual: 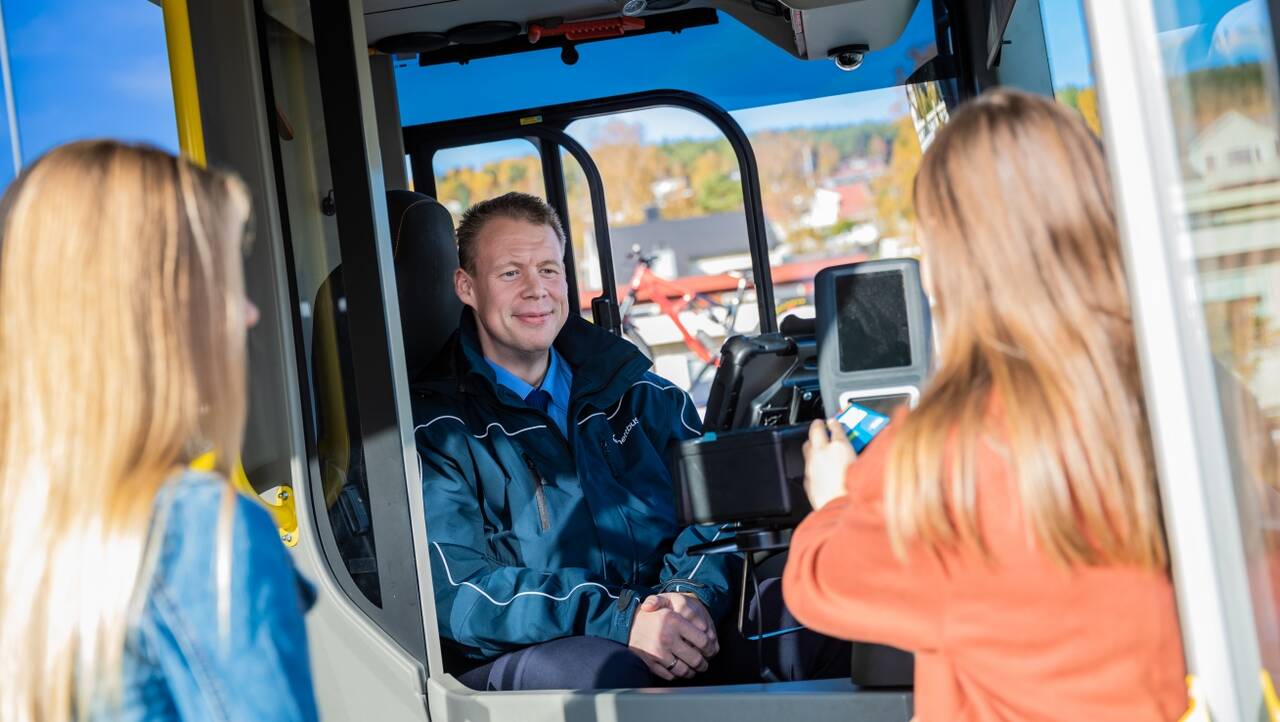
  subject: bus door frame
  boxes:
[1083,0,1270,718]
[245,0,444,687]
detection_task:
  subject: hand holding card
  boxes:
[835,402,891,453]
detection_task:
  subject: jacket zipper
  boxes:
[522,452,552,532]
[601,439,640,583]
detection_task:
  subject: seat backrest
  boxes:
[388,189,462,381]
[310,191,460,603]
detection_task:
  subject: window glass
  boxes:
[432,138,545,217]
[261,2,384,606]
[728,82,944,332]
[565,107,753,402]
[1039,0,1102,133]
[1144,0,1280,680]
[0,0,178,192]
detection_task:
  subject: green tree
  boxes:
[1056,85,1101,136]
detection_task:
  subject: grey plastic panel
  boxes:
[787,0,920,56]
[426,676,912,722]
[814,259,932,417]
[194,0,433,718]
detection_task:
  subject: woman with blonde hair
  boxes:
[0,141,317,721]
[783,89,1187,720]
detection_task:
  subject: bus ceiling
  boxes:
[363,0,923,67]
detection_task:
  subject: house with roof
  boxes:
[1186,110,1280,189]
[580,210,781,288]
[1185,111,1280,428]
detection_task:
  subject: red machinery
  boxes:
[528,16,645,44]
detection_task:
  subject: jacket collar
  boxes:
[446,308,650,410]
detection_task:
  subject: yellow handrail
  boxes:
[161,0,206,168]
[190,452,299,548]
[161,7,298,547]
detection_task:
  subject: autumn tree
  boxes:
[434,153,541,214]
[870,115,923,238]
[751,130,814,225]
[587,120,667,225]
[1057,86,1102,136]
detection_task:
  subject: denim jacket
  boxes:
[90,471,318,721]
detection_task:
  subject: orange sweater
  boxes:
[782,421,1187,721]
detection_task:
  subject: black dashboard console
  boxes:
[671,259,930,688]
[675,259,933,534]
[671,424,810,524]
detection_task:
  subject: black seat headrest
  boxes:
[388,190,461,382]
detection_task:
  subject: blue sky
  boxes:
[0,0,1264,187]
[0,0,177,189]
[432,87,910,172]
[1041,0,1095,88]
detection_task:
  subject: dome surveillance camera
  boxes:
[828,44,869,72]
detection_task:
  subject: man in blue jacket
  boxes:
[414,192,738,690]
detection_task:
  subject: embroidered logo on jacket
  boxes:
[613,417,641,446]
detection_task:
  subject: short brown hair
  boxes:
[455,192,566,274]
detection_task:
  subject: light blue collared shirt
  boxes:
[485,348,573,438]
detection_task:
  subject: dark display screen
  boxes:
[835,271,912,373]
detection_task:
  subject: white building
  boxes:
[1186,111,1280,189]
[1184,113,1280,427]
[799,187,841,229]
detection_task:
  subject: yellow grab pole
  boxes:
[163,2,294,544]
[161,0,206,168]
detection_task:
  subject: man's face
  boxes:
[455,216,569,365]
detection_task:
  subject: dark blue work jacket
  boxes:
[413,312,735,662]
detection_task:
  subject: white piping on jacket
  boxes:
[431,541,619,606]
[415,415,547,438]
[577,379,700,436]
[675,524,732,592]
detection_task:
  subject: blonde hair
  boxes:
[0,141,252,721]
[886,89,1167,569]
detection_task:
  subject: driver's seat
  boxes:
[311,190,460,603]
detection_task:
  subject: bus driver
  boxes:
[413,193,846,691]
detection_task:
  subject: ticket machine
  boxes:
[670,259,933,688]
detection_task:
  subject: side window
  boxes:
[564,107,752,404]
[431,138,545,218]
[263,7,379,600]
[261,0,428,664]
[1104,0,1280,688]
[1039,0,1102,134]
